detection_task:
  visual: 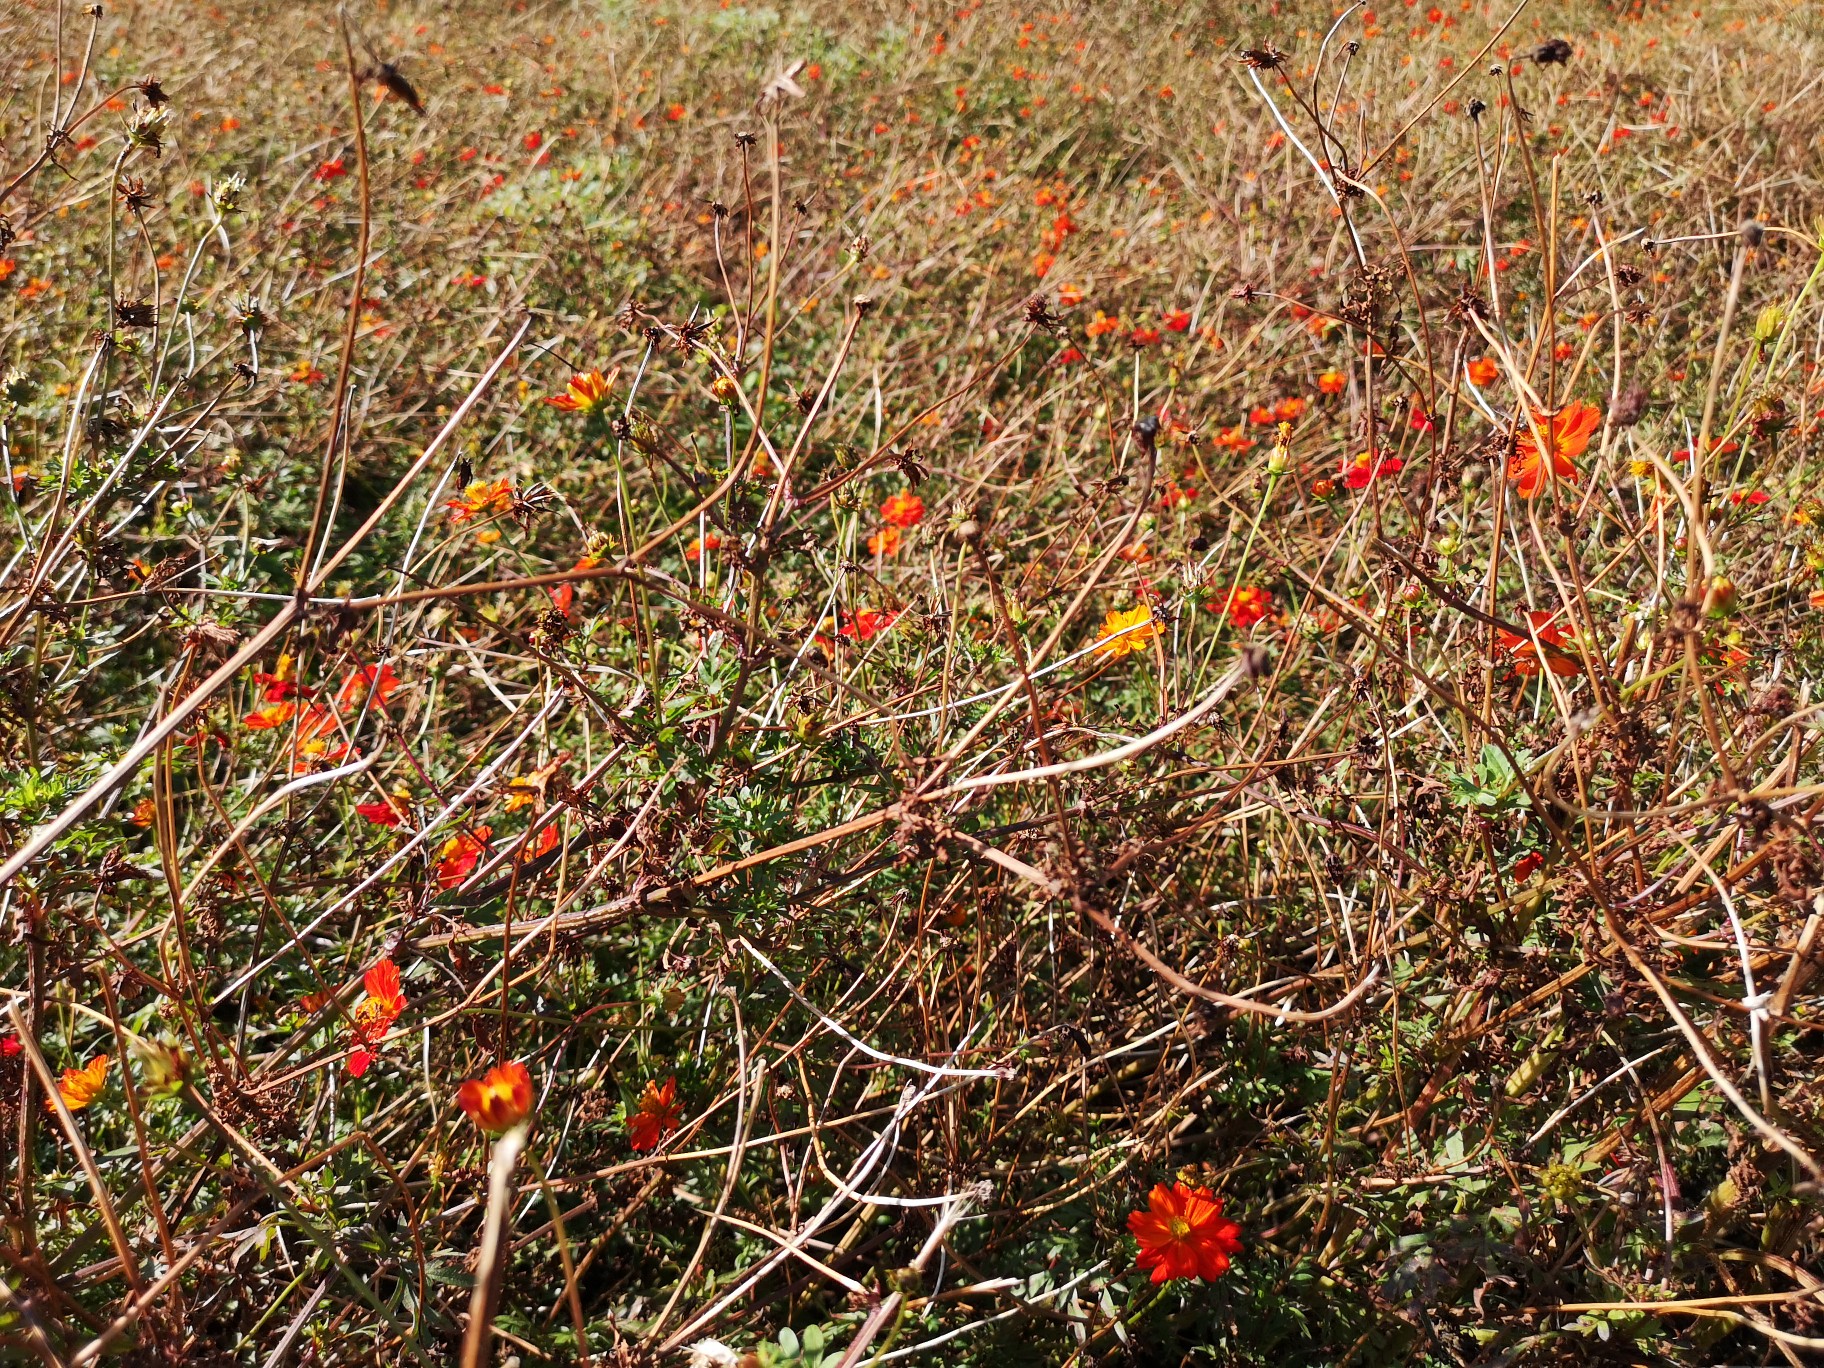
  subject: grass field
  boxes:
[4,0,1824,1362]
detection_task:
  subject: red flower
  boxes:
[551,555,602,616]
[347,959,407,1077]
[1467,355,1499,386]
[1247,405,1276,426]
[1317,369,1346,395]
[1729,489,1771,507]
[838,610,899,642]
[1496,611,1580,677]
[629,1077,683,1151]
[356,789,410,828]
[1508,401,1599,498]
[1512,851,1544,881]
[458,1061,534,1134]
[1214,586,1271,629]
[1129,326,1161,347]
[1342,449,1403,490]
[1164,309,1192,332]
[517,824,560,864]
[0,1035,20,1058]
[881,491,925,528]
[436,826,493,890]
[315,158,347,182]
[1128,1182,1242,1284]
[1272,396,1307,423]
[1410,405,1434,433]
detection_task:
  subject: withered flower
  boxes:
[113,297,157,329]
[136,76,168,107]
[364,61,424,115]
[1236,45,1288,70]
[511,480,557,530]
[733,130,757,149]
[1531,38,1573,65]
[116,176,153,213]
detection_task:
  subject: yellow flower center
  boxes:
[1168,1217,1192,1239]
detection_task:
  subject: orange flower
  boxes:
[347,958,407,1077]
[1128,1182,1242,1284]
[457,1061,534,1134]
[1272,396,1307,423]
[1116,543,1152,564]
[337,663,401,712]
[1496,610,1581,677]
[881,491,925,528]
[838,610,900,642]
[629,1077,683,1151]
[130,796,157,828]
[1317,369,1346,395]
[1508,401,1599,498]
[242,699,298,730]
[252,653,308,702]
[867,525,903,556]
[544,369,614,414]
[1085,310,1120,338]
[517,824,560,864]
[685,534,722,562]
[436,827,492,890]
[446,477,515,525]
[1214,586,1270,630]
[1467,355,1499,386]
[57,1055,110,1111]
[1093,605,1158,660]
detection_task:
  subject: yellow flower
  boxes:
[1093,605,1158,660]
[58,1055,109,1111]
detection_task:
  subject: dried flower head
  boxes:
[1236,45,1288,70]
[125,104,169,157]
[1532,38,1574,65]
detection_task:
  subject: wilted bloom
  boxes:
[1496,611,1580,677]
[1215,586,1271,629]
[457,1061,534,1134]
[1342,449,1403,490]
[545,370,614,415]
[629,1077,684,1150]
[1128,1182,1242,1283]
[881,491,925,528]
[57,1055,110,1111]
[436,827,492,890]
[347,959,407,1077]
[1509,401,1599,498]
[1093,605,1158,660]
[867,526,902,556]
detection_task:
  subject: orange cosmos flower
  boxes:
[337,663,401,712]
[686,533,722,563]
[629,1077,684,1151]
[446,477,515,525]
[1128,1181,1242,1284]
[457,1061,535,1134]
[1508,401,1599,497]
[242,699,298,730]
[550,554,602,616]
[881,491,925,528]
[838,609,900,642]
[252,653,308,703]
[1317,369,1346,395]
[436,826,493,890]
[544,369,614,414]
[1093,605,1158,660]
[1467,355,1499,386]
[867,525,903,556]
[347,959,407,1077]
[57,1055,110,1111]
[1495,610,1581,677]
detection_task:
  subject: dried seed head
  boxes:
[211,173,246,215]
[1612,384,1649,428]
[1467,97,1488,121]
[136,76,167,107]
[1740,218,1765,249]
[125,104,169,157]
[848,232,872,262]
[1132,415,1160,449]
[1532,38,1573,65]
[733,130,757,149]
[852,295,874,317]
[115,175,153,213]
